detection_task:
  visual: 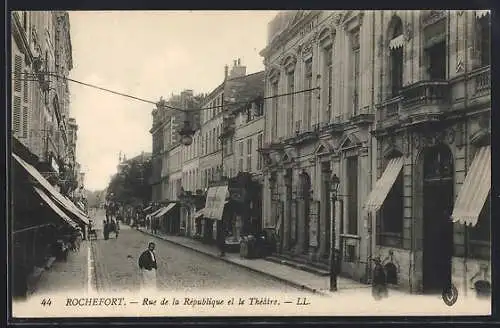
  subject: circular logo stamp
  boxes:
[442,284,458,306]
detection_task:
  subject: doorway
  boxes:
[422,144,454,293]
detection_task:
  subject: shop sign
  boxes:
[204,186,228,220]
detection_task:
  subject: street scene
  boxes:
[10,10,491,318]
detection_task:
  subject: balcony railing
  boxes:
[471,65,491,94]
[400,80,450,110]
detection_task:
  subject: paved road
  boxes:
[90,210,304,293]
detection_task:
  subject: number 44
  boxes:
[41,298,52,306]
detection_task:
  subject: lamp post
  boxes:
[329,173,340,292]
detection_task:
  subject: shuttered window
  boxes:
[13,96,21,133]
[14,55,22,93]
[22,106,28,138]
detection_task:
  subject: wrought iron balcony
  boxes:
[470,65,490,95]
[400,80,450,110]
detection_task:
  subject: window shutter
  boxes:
[13,96,21,134]
[14,55,22,93]
[23,79,28,102]
[22,106,29,138]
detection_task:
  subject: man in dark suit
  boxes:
[138,242,158,290]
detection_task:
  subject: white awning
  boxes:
[13,153,90,226]
[364,157,404,213]
[476,10,490,19]
[33,186,78,229]
[153,202,176,218]
[389,34,405,50]
[451,146,491,227]
[77,202,85,210]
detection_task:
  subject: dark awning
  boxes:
[13,153,90,225]
[33,186,78,229]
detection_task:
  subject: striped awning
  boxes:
[389,34,405,50]
[476,10,490,19]
[33,186,78,229]
[364,156,404,213]
[153,202,176,218]
[13,153,90,225]
[451,146,491,227]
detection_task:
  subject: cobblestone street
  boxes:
[90,211,305,294]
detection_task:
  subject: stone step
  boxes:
[278,252,331,271]
[265,255,331,276]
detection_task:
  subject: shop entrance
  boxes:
[422,144,454,294]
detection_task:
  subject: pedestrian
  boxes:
[371,257,388,300]
[138,242,158,291]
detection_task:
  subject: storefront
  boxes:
[12,151,89,298]
[369,115,491,295]
[179,189,206,238]
[152,202,180,235]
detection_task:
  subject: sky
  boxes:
[68,10,278,191]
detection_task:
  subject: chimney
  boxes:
[224,65,229,80]
[237,58,241,66]
[233,59,237,67]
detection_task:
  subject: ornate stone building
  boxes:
[260,10,490,294]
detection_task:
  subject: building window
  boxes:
[257,133,263,170]
[477,14,491,67]
[287,71,295,136]
[246,138,252,171]
[304,59,313,130]
[378,170,404,247]
[424,19,447,80]
[272,82,278,140]
[469,193,490,260]
[351,30,360,116]
[324,46,333,121]
[389,17,404,97]
[347,156,358,235]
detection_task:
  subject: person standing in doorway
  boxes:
[138,242,158,291]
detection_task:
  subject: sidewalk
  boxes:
[137,227,370,296]
[31,240,91,296]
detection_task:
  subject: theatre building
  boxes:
[368,10,491,294]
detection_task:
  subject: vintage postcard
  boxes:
[9,10,491,319]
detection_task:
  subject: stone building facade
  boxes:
[260,10,491,295]
[11,11,79,195]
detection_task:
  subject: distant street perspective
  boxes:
[89,210,301,293]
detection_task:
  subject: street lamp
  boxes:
[329,173,340,292]
[179,119,194,146]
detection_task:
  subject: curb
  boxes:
[136,228,328,296]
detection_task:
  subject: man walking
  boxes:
[138,242,158,291]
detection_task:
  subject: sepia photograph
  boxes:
[9,9,491,319]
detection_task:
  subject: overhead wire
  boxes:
[15,71,320,114]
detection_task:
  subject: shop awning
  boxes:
[33,186,78,229]
[77,202,85,211]
[153,203,176,218]
[451,146,491,227]
[204,186,229,220]
[364,156,404,213]
[12,153,90,226]
[143,205,152,212]
[389,34,405,50]
[476,10,490,19]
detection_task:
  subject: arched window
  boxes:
[388,16,404,97]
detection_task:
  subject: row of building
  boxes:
[11,11,89,298]
[148,10,491,296]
